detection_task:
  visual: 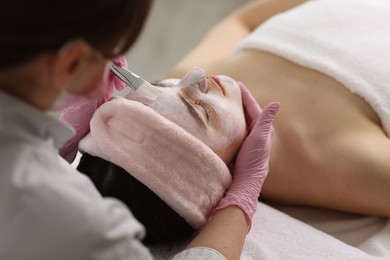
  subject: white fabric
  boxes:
[236,0,390,136]
[174,248,226,260]
[241,203,390,260]
[0,91,222,260]
[152,202,390,260]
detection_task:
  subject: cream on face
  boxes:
[126,68,246,164]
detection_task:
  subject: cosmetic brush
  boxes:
[111,64,160,101]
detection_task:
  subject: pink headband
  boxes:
[79,97,231,228]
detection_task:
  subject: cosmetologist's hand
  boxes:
[213,82,280,230]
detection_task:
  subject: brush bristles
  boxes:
[136,82,161,101]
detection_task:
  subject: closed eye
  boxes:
[179,96,207,129]
[192,99,219,130]
[193,100,210,121]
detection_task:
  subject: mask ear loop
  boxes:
[58,38,111,68]
[59,38,104,59]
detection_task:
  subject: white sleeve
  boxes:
[4,159,225,260]
[79,198,154,260]
[172,247,227,260]
[3,164,154,260]
[49,173,155,260]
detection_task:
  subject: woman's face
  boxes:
[126,68,246,164]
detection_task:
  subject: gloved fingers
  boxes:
[241,102,279,159]
[238,82,262,130]
[112,55,128,91]
[232,102,279,176]
[216,102,279,230]
[232,102,279,172]
[113,55,127,67]
[249,102,280,140]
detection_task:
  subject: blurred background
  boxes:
[72,0,251,166]
[125,0,252,82]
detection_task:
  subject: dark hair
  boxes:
[0,0,153,68]
[77,153,195,246]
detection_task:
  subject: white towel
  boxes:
[236,0,390,136]
[151,202,390,259]
[241,203,390,260]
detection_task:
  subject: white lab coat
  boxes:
[0,91,225,260]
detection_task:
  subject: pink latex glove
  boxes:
[212,82,280,230]
[59,56,128,163]
[105,55,128,99]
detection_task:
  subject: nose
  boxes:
[179,67,207,92]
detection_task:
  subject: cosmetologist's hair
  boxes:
[0,0,153,68]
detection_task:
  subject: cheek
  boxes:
[216,102,246,138]
[206,106,246,164]
[212,132,245,164]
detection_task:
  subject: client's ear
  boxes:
[50,41,96,93]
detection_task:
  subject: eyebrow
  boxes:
[179,95,207,130]
[151,80,172,88]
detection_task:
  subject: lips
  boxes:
[209,76,225,96]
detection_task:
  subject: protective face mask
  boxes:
[49,61,111,112]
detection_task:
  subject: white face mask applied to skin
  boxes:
[126,68,247,164]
